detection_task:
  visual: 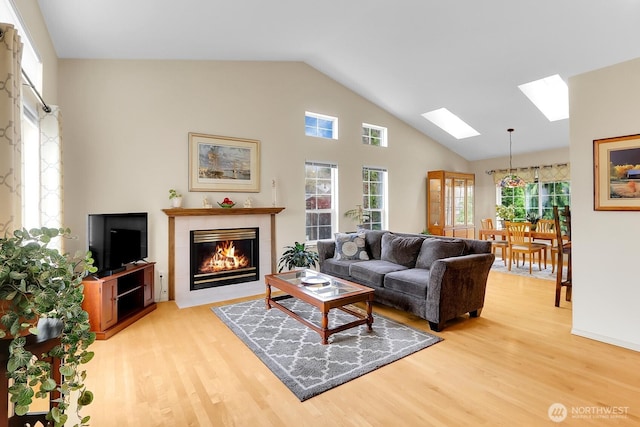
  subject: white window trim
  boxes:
[305,111,339,140]
[362,166,388,230]
[362,123,388,147]
[305,161,339,243]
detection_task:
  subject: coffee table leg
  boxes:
[366,299,373,331]
[265,283,272,309]
[321,310,329,345]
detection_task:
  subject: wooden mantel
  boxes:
[162,207,285,217]
[162,207,285,300]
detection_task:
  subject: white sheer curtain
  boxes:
[0,23,23,234]
[39,106,63,231]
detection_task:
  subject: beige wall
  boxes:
[570,57,640,351]
[57,59,470,301]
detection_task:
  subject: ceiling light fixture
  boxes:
[499,128,526,188]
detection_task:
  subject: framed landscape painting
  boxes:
[594,134,640,210]
[189,133,260,192]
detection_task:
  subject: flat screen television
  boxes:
[88,212,148,277]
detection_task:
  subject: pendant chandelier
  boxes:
[499,128,526,188]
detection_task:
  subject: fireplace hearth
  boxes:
[190,228,259,291]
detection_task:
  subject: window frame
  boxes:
[304,161,338,243]
[362,123,388,147]
[497,180,571,221]
[305,111,339,140]
[21,98,40,229]
[361,166,388,230]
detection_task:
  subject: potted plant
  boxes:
[526,211,540,229]
[0,227,96,427]
[277,242,319,272]
[344,205,370,229]
[495,204,516,228]
[169,189,183,208]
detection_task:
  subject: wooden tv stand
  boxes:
[82,262,157,340]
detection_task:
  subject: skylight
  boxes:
[421,108,480,139]
[518,74,569,121]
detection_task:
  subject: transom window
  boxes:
[305,112,338,140]
[305,162,338,241]
[361,167,388,230]
[362,123,387,147]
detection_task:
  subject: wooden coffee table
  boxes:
[264,270,374,344]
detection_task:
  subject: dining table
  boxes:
[478,228,563,244]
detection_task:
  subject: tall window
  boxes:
[362,123,387,147]
[305,162,338,241]
[305,111,338,139]
[22,100,40,229]
[499,181,571,220]
[362,167,387,230]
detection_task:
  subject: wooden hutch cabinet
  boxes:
[426,170,475,238]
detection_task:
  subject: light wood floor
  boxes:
[82,271,640,426]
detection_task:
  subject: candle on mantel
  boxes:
[272,179,277,207]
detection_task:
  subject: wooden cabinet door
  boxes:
[143,265,154,307]
[101,279,118,330]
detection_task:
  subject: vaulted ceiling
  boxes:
[36,0,640,160]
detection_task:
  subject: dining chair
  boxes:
[505,221,548,274]
[552,206,572,307]
[480,218,508,265]
[534,218,555,269]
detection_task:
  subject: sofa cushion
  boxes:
[320,258,363,280]
[334,232,370,261]
[364,230,388,260]
[384,268,430,298]
[380,233,424,268]
[415,238,466,269]
[349,260,407,288]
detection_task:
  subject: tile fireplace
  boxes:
[162,207,284,308]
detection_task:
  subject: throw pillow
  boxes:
[415,238,466,269]
[334,232,370,261]
[380,233,424,267]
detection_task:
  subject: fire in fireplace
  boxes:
[190,228,259,290]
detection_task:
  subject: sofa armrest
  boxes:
[316,239,336,264]
[426,253,495,325]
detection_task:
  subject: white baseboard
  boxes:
[571,328,640,352]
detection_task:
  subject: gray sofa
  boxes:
[316,230,495,331]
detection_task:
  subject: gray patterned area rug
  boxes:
[490,258,567,281]
[212,298,442,401]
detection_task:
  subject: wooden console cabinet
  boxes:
[82,262,157,340]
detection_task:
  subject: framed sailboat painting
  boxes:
[189,133,260,192]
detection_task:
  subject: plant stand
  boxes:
[0,324,62,427]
